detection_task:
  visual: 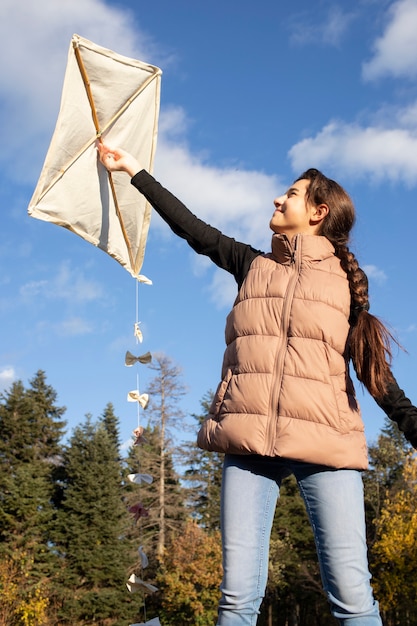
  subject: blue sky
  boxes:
[1,0,417,451]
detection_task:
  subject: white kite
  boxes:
[28,34,162,278]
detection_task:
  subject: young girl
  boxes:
[99,143,417,626]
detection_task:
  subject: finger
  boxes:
[99,143,114,158]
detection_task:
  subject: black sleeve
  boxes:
[131,170,262,287]
[376,378,417,448]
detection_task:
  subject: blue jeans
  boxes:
[217,454,382,626]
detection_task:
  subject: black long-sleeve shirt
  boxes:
[132,169,262,288]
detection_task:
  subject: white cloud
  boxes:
[20,261,104,303]
[159,106,190,140]
[288,5,356,47]
[55,316,93,336]
[362,264,387,285]
[0,366,16,389]
[206,269,238,310]
[288,107,417,185]
[362,0,417,81]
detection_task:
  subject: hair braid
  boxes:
[296,168,398,400]
[335,245,395,399]
[335,245,369,324]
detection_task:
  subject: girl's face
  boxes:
[270,179,323,238]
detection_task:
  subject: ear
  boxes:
[310,203,329,226]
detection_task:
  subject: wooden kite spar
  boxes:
[28,34,162,278]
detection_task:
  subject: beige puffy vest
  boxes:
[197,233,368,470]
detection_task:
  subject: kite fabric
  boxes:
[28,34,162,278]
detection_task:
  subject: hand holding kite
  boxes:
[98,143,141,177]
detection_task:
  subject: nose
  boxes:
[274,194,286,208]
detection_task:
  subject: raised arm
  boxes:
[98,143,262,286]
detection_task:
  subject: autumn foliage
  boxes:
[157,520,222,625]
[372,454,417,610]
[0,551,49,626]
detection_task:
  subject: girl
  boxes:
[99,143,417,626]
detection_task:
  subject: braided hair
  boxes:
[296,168,395,399]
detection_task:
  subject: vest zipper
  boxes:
[265,234,301,456]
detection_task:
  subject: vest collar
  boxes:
[270,233,335,265]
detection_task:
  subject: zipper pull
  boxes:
[290,235,298,264]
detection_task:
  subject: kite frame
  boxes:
[31,34,162,278]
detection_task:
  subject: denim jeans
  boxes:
[216,454,382,626]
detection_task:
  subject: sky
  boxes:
[1,0,417,453]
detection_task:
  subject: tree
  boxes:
[124,354,188,623]
[371,454,417,625]
[364,416,411,540]
[55,413,134,625]
[0,549,49,626]
[125,423,186,623]
[181,391,223,531]
[145,353,187,561]
[156,519,222,626]
[0,371,66,611]
[101,402,121,451]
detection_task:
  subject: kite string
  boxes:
[136,278,141,429]
[134,279,152,624]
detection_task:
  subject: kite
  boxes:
[28,34,162,278]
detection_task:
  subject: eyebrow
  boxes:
[286,186,299,194]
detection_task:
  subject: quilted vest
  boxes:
[197,233,369,470]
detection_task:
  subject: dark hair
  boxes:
[296,168,395,400]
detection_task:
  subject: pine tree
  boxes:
[0,371,66,623]
[55,413,134,625]
[101,402,121,451]
[26,370,67,459]
[0,371,66,565]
